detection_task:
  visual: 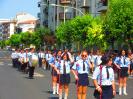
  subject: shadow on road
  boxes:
[42,90,53,94]
[48,97,58,99]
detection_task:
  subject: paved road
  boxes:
[0,51,133,99]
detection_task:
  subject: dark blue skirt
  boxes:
[59,74,70,85]
[120,67,128,77]
[51,68,58,76]
[94,85,113,99]
[78,73,89,86]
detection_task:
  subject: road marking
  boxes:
[7,63,12,66]
[34,72,45,77]
[0,62,4,65]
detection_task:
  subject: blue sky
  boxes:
[0,0,40,19]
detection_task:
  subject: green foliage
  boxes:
[9,34,21,47]
[104,0,133,49]
[56,15,104,49]
[34,26,51,45]
[0,40,6,48]
[30,32,41,48]
[20,32,32,47]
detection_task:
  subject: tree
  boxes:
[34,27,52,46]
[9,34,21,48]
[104,0,133,50]
[56,15,105,49]
[30,32,41,49]
[20,32,32,47]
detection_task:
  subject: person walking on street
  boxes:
[93,55,116,99]
[72,50,92,99]
[55,52,73,99]
[28,48,38,79]
[114,50,130,95]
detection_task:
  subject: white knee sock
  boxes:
[53,86,56,94]
[64,93,68,99]
[56,84,59,94]
[123,87,127,95]
[119,87,122,95]
[59,93,62,99]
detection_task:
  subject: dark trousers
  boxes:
[29,67,35,78]
[22,62,28,73]
[38,58,42,67]
[12,58,19,68]
[12,59,16,67]
[46,61,50,70]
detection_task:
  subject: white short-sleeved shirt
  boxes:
[56,60,71,74]
[92,66,114,86]
[94,55,102,67]
[11,52,19,59]
[114,56,130,67]
[72,59,90,74]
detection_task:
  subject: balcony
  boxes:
[59,12,72,20]
[60,0,71,4]
[96,0,108,12]
[80,0,90,9]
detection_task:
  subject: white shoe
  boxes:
[123,92,128,95]
[53,91,56,95]
[119,91,122,95]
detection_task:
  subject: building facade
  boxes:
[38,0,108,32]
[0,19,16,40]
[0,12,38,40]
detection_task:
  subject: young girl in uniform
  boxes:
[49,51,58,94]
[55,52,73,99]
[93,55,116,99]
[72,50,92,99]
[114,50,130,95]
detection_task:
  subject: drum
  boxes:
[31,54,38,67]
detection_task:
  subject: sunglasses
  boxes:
[82,55,87,57]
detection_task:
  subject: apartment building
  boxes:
[15,12,37,33]
[38,0,108,32]
[0,12,38,40]
[0,19,16,40]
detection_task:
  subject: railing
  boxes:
[59,12,72,20]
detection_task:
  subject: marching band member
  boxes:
[49,51,58,94]
[93,55,116,99]
[45,50,52,70]
[88,50,95,73]
[55,52,73,99]
[72,50,92,99]
[38,50,45,68]
[28,48,38,79]
[56,50,62,94]
[18,49,25,72]
[94,50,102,68]
[11,49,19,68]
[76,51,81,62]
[23,49,29,73]
[114,50,130,95]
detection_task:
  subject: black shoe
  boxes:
[28,77,34,79]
